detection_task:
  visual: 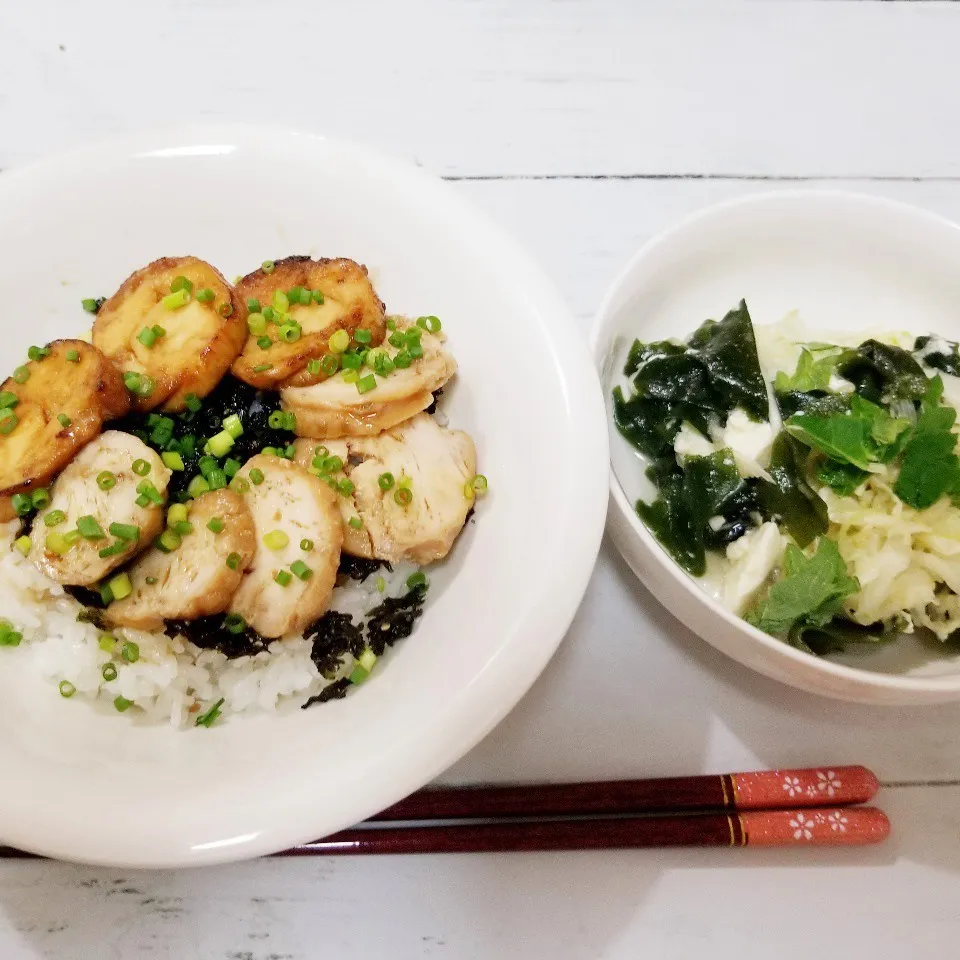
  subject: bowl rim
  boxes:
[591,188,960,696]
[0,124,611,865]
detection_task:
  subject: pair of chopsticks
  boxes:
[279,765,889,855]
[0,765,888,859]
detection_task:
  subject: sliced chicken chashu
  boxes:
[0,340,130,503]
[107,490,256,631]
[296,414,476,564]
[231,257,386,390]
[293,439,373,558]
[230,455,342,638]
[281,322,456,439]
[93,256,247,413]
[30,431,170,586]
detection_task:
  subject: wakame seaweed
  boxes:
[836,340,928,405]
[615,300,770,573]
[915,335,960,377]
[757,434,828,547]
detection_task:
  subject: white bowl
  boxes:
[0,127,608,866]
[593,191,960,706]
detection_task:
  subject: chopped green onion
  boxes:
[223,457,241,477]
[43,510,66,528]
[31,488,50,510]
[406,571,428,590]
[378,472,395,491]
[253,363,272,373]
[229,475,250,494]
[57,413,72,428]
[132,458,151,477]
[249,468,264,486]
[207,430,235,458]
[268,411,285,430]
[342,370,359,384]
[195,697,225,727]
[98,634,117,652]
[121,640,140,663]
[187,475,211,498]
[263,529,289,551]
[77,515,106,540]
[356,374,377,395]
[114,695,133,713]
[13,366,29,384]
[262,446,278,457]
[81,298,100,313]
[393,351,412,369]
[162,451,185,471]
[287,286,305,303]
[173,520,193,536]
[184,393,202,413]
[306,359,322,376]
[466,474,488,498]
[417,315,442,333]
[13,535,31,556]
[196,287,215,304]
[320,354,339,376]
[170,275,194,294]
[11,493,32,516]
[257,336,273,350]
[376,576,386,592]
[290,559,312,581]
[274,569,292,587]
[156,529,182,553]
[0,413,18,434]
[206,468,227,490]
[338,478,355,496]
[109,522,140,542]
[101,663,118,682]
[357,648,377,672]
[273,290,289,313]
[97,470,117,491]
[300,538,314,552]
[354,328,372,345]
[206,517,225,534]
[223,613,245,634]
[328,329,350,354]
[107,572,132,601]
[312,289,325,304]
[247,297,261,313]
[98,541,128,559]
[167,503,189,528]
[340,352,362,371]
[388,331,406,349]
[65,349,80,362]
[394,487,413,507]
[373,352,395,377]
[27,345,50,361]
[137,326,158,348]
[99,583,114,605]
[198,456,218,479]
[279,323,300,343]
[45,532,75,556]
[0,626,22,646]
[322,455,344,473]
[225,552,241,570]
[222,413,244,439]
[348,665,369,685]
[145,576,158,585]
[262,306,276,323]
[162,289,191,310]
[348,516,363,530]
[0,391,17,409]
[123,371,155,397]
[408,342,424,360]
[218,302,234,318]
[248,312,267,336]
[58,680,76,699]
[136,479,163,505]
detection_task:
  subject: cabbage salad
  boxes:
[613,300,960,657]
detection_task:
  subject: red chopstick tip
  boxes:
[731,765,879,810]
[742,807,890,847]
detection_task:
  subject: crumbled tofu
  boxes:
[714,408,774,480]
[673,421,715,460]
[722,522,787,615]
[707,515,726,532]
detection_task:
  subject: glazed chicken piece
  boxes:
[107,490,256,630]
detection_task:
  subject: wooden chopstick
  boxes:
[375,765,879,821]
[281,807,890,855]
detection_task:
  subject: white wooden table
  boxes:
[2,2,959,956]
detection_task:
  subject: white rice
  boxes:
[0,521,416,727]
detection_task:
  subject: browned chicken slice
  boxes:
[292,439,373,557]
[280,321,456,439]
[106,490,256,630]
[231,257,386,390]
[93,256,247,413]
[0,340,130,506]
[29,431,170,586]
[295,414,476,564]
[230,454,343,638]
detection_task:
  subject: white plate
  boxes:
[593,191,960,705]
[0,127,608,866]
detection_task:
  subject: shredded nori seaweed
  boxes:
[301,677,351,709]
[164,615,271,659]
[337,555,391,582]
[365,585,428,656]
[304,610,364,676]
